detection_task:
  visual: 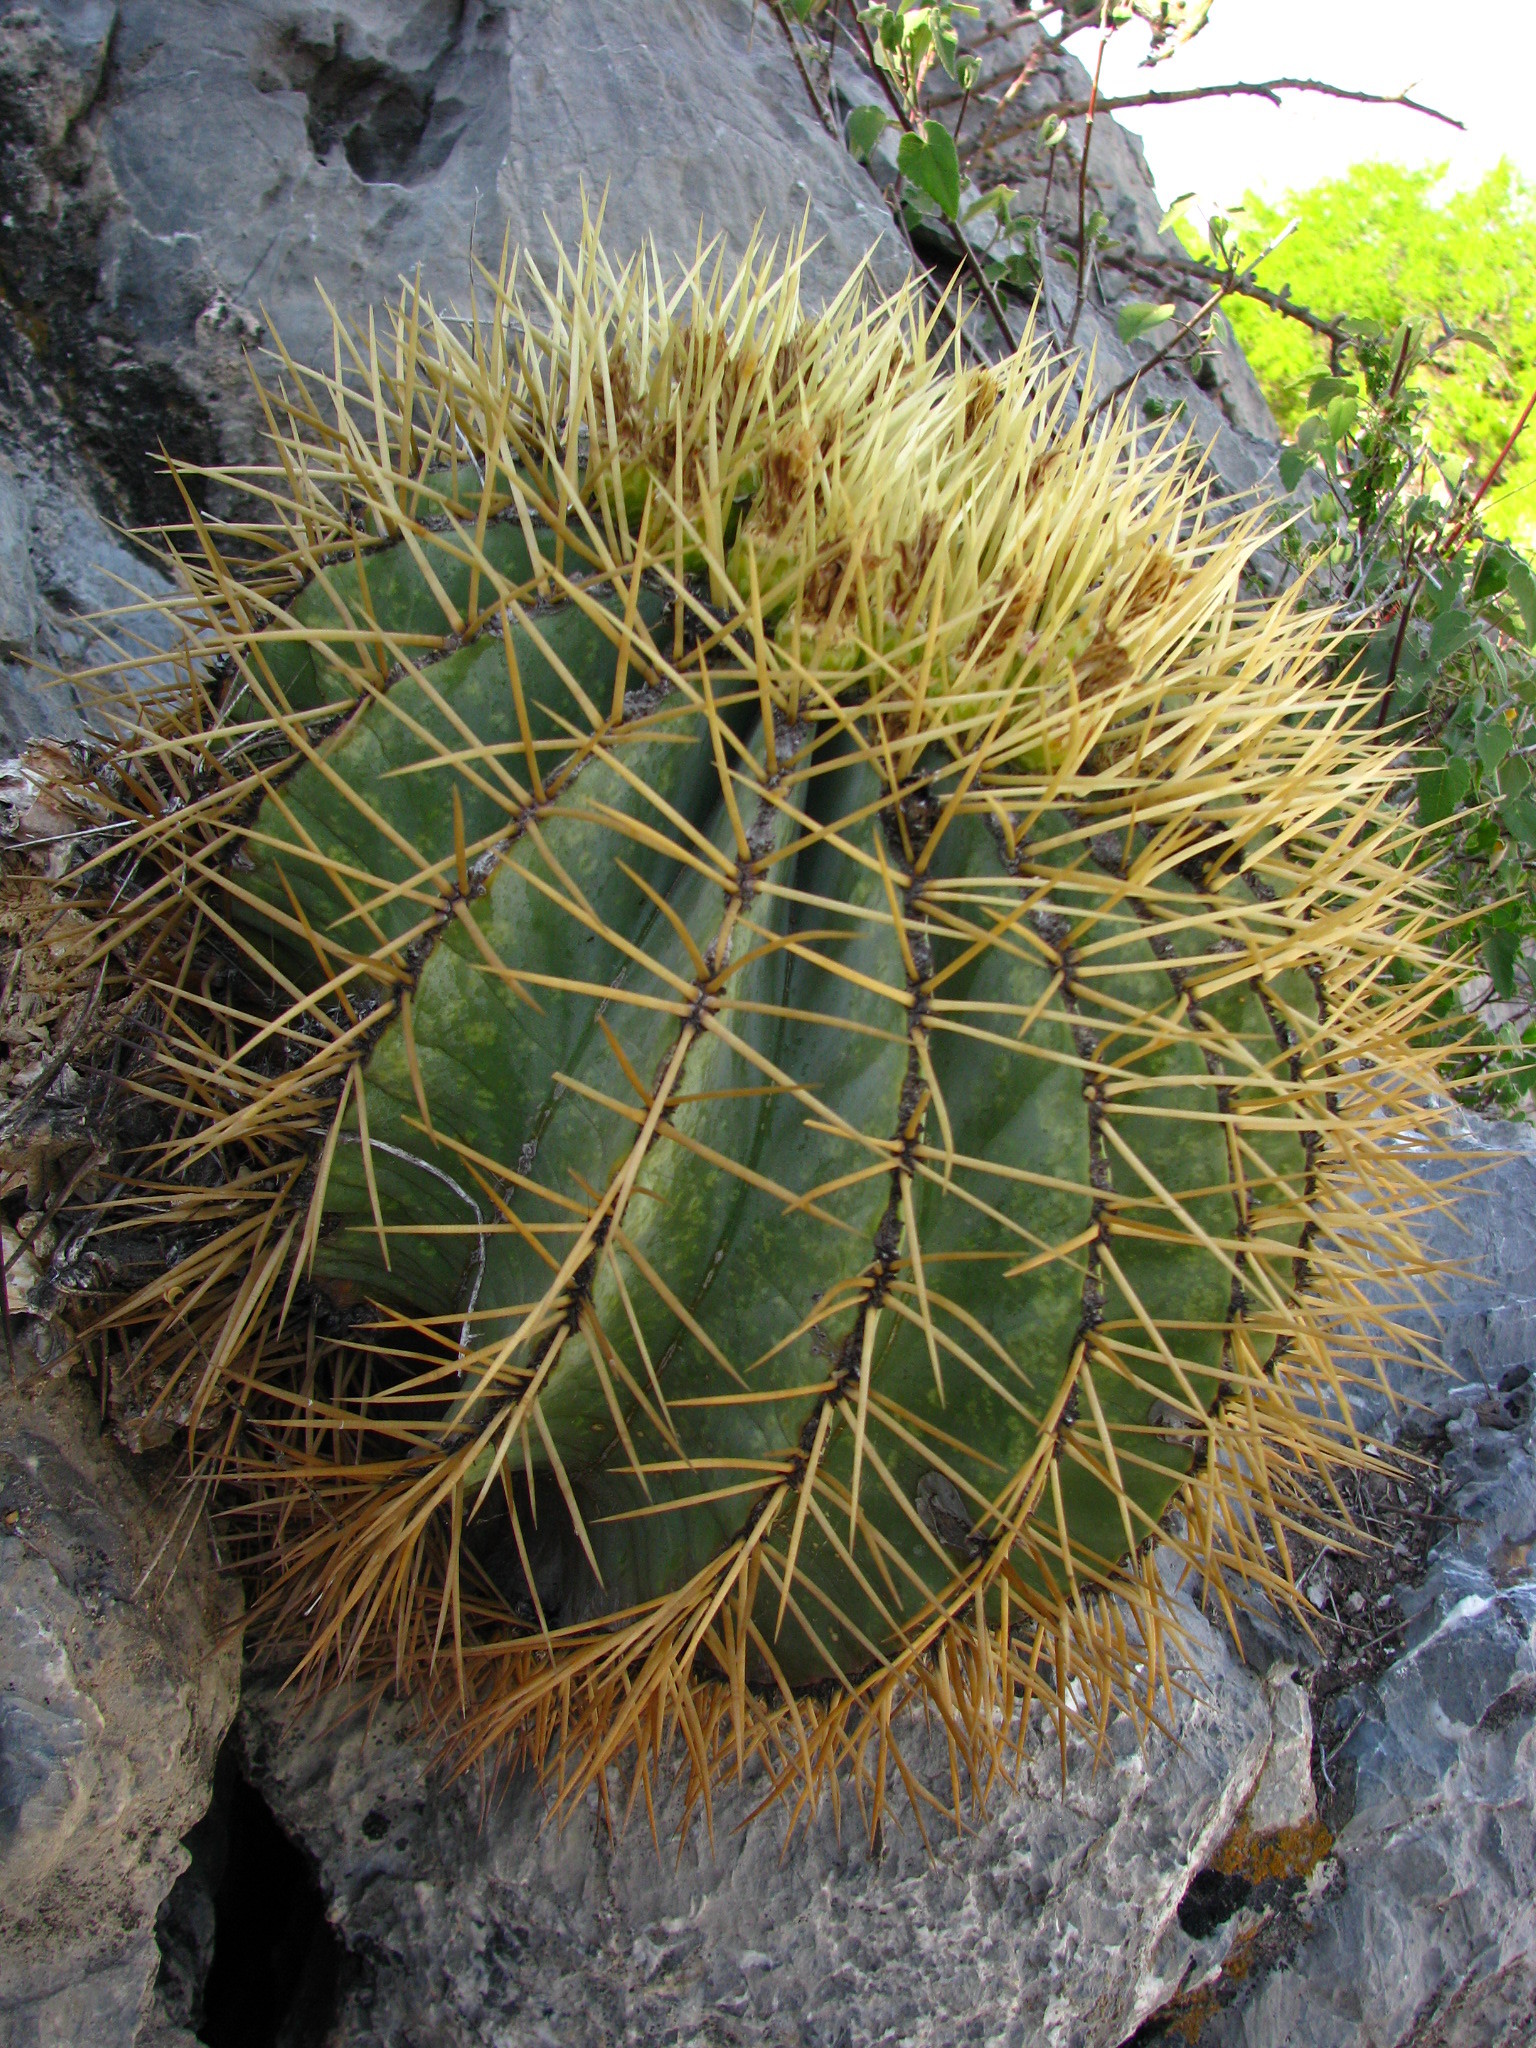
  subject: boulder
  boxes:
[0,0,902,530]
[0,1371,241,2048]
[1169,1116,1536,2046]
[237,1572,1270,2048]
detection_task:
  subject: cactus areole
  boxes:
[59,227,1451,1824]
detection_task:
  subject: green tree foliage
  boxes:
[1220,161,1536,543]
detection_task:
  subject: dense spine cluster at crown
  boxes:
[36,222,1457,1837]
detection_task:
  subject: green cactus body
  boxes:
[66,235,1450,1824]
[235,519,1314,1688]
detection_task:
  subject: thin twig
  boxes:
[1082,220,1299,426]
[965,44,1047,167]
[771,0,837,137]
[1065,5,1109,351]
[949,74,1465,140]
[1452,381,1536,542]
[2,955,111,1129]
[1082,239,1350,346]
[850,13,1020,351]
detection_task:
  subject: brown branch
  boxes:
[966,46,1048,165]
[1081,219,1300,426]
[769,0,837,137]
[951,75,1464,145]
[1447,381,1536,548]
[849,11,1022,352]
[1078,238,1350,345]
[1065,10,1110,350]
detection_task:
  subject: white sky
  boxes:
[1073,1,1536,209]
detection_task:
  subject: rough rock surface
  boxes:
[238,1576,1270,2048]
[0,0,1281,745]
[0,0,902,528]
[0,1370,241,2048]
[1167,1114,1536,2047]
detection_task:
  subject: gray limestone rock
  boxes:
[1172,1113,1536,2046]
[0,0,905,531]
[237,1569,1271,2048]
[0,463,176,748]
[1245,1670,1315,1838]
[0,1373,241,2048]
[0,462,38,655]
[499,0,904,305]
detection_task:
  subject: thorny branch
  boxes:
[934,73,1464,140]
[769,0,837,136]
[1090,240,1351,346]
[1082,219,1299,425]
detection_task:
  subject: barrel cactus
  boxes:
[40,223,1452,1830]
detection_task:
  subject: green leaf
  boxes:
[1482,925,1522,1000]
[1477,723,1514,774]
[1466,815,1501,858]
[846,104,890,163]
[1117,301,1177,346]
[897,120,961,221]
[1506,556,1536,646]
[1324,394,1358,441]
[1499,751,1532,797]
[1499,793,1536,848]
[1039,112,1067,149]
[1417,753,1471,825]
[1451,325,1503,357]
[1473,545,1513,602]
[1430,608,1480,665]
[1307,375,1357,409]
[1278,448,1313,494]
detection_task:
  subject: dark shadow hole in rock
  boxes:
[307,58,437,185]
[155,1741,348,2047]
[301,44,467,185]
[1176,1866,1254,1942]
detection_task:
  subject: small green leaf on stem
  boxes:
[1278,447,1313,493]
[1117,301,1177,346]
[1499,792,1536,847]
[1417,752,1471,824]
[898,120,962,221]
[1482,924,1522,999]
[1430,608,1480,665]
[846,105,890,163]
